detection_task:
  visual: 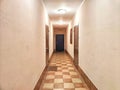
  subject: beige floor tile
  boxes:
[62,69,69,72]
[55,72,62,75]
[46,75,55,79]
[67,64,73,66]
[72,78,82,83]
[43,83,54,89]
[63,75,71,79]
[75,88,87,90]
[70,72,78,75]
[64,83,74,88]
[54,89,64,90]
[68,67,74,70]
[54,79,63,83]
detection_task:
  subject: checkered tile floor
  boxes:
[40,52,89,90]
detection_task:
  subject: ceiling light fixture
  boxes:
[57,9,67,14]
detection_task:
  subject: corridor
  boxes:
[0,0,120,90]
[40,52,89,90]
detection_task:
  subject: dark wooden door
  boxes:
[46,25,49,65]
[56,34,64,51]
[74,25,79,67]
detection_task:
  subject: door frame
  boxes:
[74,25,79,67]
[45,25,49,65]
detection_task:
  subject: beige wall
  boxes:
[0,0,49,90]
[53,28,67,51]
[66,23,74,58]
[69,0,120,90]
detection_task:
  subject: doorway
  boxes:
[74,25,79,67]
[56,34,64,51]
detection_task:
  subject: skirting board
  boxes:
[34,51,54,90]
[34,66,47,90]
[65,50,98,90]
[65,50,74,60]
[77,66,98,90]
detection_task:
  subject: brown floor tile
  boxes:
[63,79,72,83]
[63,72,70,75]
[47,71,55,75]
[55,75,63,78]
[54,83,64,88]
[74,83,85,88]
[42,89,53,90]
[64,89,75,90]
[44,79,54,83]
[71,75,80,78]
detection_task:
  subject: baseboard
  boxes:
[65,50,74,60]
[77,66,98,90]
[34,66,47,90]
[34,51,54,90]
[65,50,97,90]
[49,51,54,63]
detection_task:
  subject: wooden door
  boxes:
[46,25,49,65]
[74,25,79,67]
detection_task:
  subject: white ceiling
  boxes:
[43,0,83,26]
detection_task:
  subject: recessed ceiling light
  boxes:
[57,9,67,14]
